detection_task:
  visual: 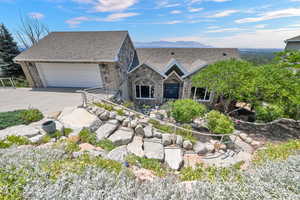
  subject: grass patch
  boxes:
[253,139,300,164]
[95,139,116,151]
[180,163,243,182]
[42,154,122,180]
[0,135,31,149]
[125,155,167,177]
[0,109,43,130]
[94,102,114,111]
[63,128,73,136]
[148,119,197,143]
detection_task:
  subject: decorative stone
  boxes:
[164,147,183,170]
[193,142,208,155]
[183,140,193,150]
[67,136,80,143]
[109,111,117,119]
[239,133,248,141]
[0,125,40,140]
[96,120,119,141]
[99,111,110,121]
[170,134,177,144]
[29,134,44,143]
[245,137,253,144]
[131,166,156,182]
[205,143,215,152]
[58,107,76,121]
[106,145,128,162]
[108,127,134,146]
[135,125,144,136]
[144,126,153,138]
[144,140,164,161]
[153,130,162,138]
[162,134,172,146]
[116,115,126,122]
[251,141,260,146]
[129,120,138,129]
[127,136,144,157]
[79,143,103,152]
[122,119,130,127]
[59,108,102,132]
[176,135,183,147]
[54,120,64,132]
[48,111,61,120]
[94,107,105,117]
[144,137,162,143]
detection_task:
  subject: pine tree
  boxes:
[0,24,23,76]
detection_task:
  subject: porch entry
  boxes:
[164,83,180,99]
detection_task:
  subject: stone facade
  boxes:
[129,64,164,105]
[20,61,44,88]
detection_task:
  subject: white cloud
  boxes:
[156,0,180,8]
[170,10,182,14]
[255,24,267,29]
[207,25,221,29]
[162,27,299,48]
[28,12,44,19]
[208,9,239,18]
[206,27,244,33]
[94,0,138,12]
[162,20,183,24]
[65,12,139,27]
[188,7,203,12]
[236,8,300,23]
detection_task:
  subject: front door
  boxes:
[164,83,180,99]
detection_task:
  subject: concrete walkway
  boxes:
[0,88,82,115]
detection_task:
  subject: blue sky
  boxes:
[1,0,300,48]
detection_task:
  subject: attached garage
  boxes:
[36,63,103,88]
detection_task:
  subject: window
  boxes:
[190,87,211,101]
[136,85,154,99]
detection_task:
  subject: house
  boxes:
[285,35,300,50]
[15,31,240,105]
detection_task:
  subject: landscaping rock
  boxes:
[59,108,102,132]
[176,135,183,147]
[48,111,61,120]
[29,134,44,143]
[68,128,82,137]
[122,119,130,127]
[251,141,260,146]
[67,135,80,143]
[58,107,76,121]
[99,111,110,121]
[144,140,164,161]
[144,126,153,138]
[129,120,138,129]
[170,134,177,144]
[116,115,126,122]
[79,143,103,152]
[183,153,204,168]
[153,130,162,138]
[96,120,119,141]
[239,133,248,141]
[193,142,208,155]
[135,125,144,136]
[109,111,116,119]
[94,107,105,116]
[0,125,40,140]
[108,127,134,146]
[205,143,215,152]
[131,166,156,182]
[106,145,128,162]
[54,120,64,132]
[183,140,193,150]
[164,147,183,170]
[127,136,144,157]
[162,134,172,146]
[144,137,162,143]
[245,137,253,144]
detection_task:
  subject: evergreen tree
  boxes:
[0,24,23,76]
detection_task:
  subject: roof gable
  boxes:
[15,31,129,62]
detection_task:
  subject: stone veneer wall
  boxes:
[19,61,44,88]
[129,64,164,105]
[235,118,300,139]
[98,62,121,90]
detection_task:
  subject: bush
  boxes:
[63,128,73,136]
[95,139,116,151]
[206,111,234,134]
[0,135,31,148]
[94,102,114,111]
[19,109,43,124]
[255,104,285,122]
[170,99,207,123]
[0,110,26,130]
[78,128,97,144]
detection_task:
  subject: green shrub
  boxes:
[170,99,207,123]
[255,104,285,122]
[116,109,125,116]
[50,130,64,139]
[78,128,97,144]
[94,102,114,111]
[63,128,73,136]
[123,101,134,109]
[0,110,26,130]
[95,139,116,151]
[253,139,300,164]
[125,155,167,177]
[0,135,30,148]
[64,141,80,154]
[19,109,43,124]
[206,110,234,134]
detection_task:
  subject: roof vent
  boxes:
[171,52,175,55]
[223,53,227,56]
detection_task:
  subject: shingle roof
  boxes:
[285,35,300,42]
[15,31,129,62]
[132,48,240,77]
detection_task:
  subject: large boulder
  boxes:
[164,147,183,170]
[162,134,172,146]
[0,125,40,140]
[127,136,144,157]
[144,140,164,161]
[96,120,119,141]
[176,135,183,147]
[135,125,144,136]
[144,126,153,138]
[108,127,134,146]
[59,108,102,132]
[183,140,193,150]
[106,145,128,162]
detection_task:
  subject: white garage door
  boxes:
[36,63,103,88]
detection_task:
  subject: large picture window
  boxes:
[136,85,154,99]
[190,87,211,101]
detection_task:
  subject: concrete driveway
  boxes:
[0,88,82,115]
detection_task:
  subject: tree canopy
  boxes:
[0,24,22,76]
